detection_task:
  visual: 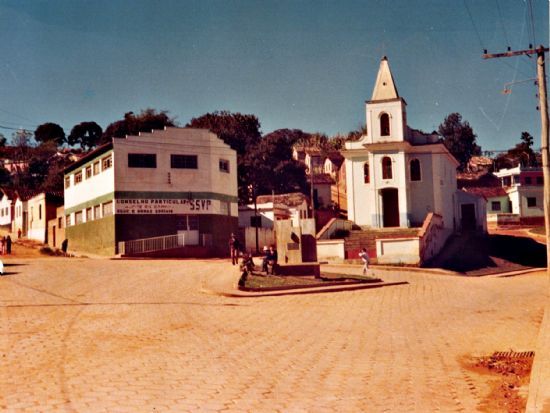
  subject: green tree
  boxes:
[0,133,6,147]
[68,121,103,150]
[187,111,262,203]
[34,123,65,146]
[438,113,481,171]
[245,129,309,197]
[495,131,538,169]
[102,109,176,143]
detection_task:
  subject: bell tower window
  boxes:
[382,156,393,179]
[380,113,390,136]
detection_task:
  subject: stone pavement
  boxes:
[0,257,548,412]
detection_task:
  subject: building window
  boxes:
[58,217,63,228]
[380,113,390,136]
[93,161,100,175]
[502,177,511,187]
[102,155,112,170]
[102,201,113,217]
[94,204,101,220]
[75,211,83,225]
[219,159,230,173]
[39,205,42,220]
[491,201,501,211]
[86,207,92,222]
[171,154,198,169]
[220,201,230,216]
[537,176,543,185]
[66,215,71,227]
[74,171,83,185]
[525,176,532,185]
[364,162,370,184]
[64,176,70,189]
[382,156,393,180]
[85,165,92,179]
[250,216,262,228]
[410,159,421,181]
[527,197,537,207]
[513,175,520,184]
[128,153,157,168]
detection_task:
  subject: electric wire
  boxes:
[495,0,511,48]
[463,0,485,51]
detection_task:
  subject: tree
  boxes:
[187,111,262,155]
[438,113,481,171]
[187,111,262,203]
[34,123,65,146]
[68,121,103,150]
[11,129,34,162]
[495,131,539,169]
[245,129,309,197]
[0,133,6,147]
[102,109,176,143]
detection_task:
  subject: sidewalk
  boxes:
[526,299,550,413]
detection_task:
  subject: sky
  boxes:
[0,0,548,152]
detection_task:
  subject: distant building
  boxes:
[238,192,309,229]
[47,206,66,249]
[13,190,37,238]
[0,188,16,232]
[493,165,544,224]
[27,192,64,244]
[63,127,238,256]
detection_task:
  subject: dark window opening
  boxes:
[491,201,501,211]
[128,153,157,168]
[171,154,198,169]
[410,159,421,181]
[363,162,370,184]
[527,197,537,207]
[382,156,393,180]
[250,216,262,228]
[380,113,390,136]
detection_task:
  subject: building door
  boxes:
[381,188,399,227]
[52,225,56,247]
[176,215,199,246]
[461,204,476,230]
[22,211,28,236]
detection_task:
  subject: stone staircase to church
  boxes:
[344,227,421,264]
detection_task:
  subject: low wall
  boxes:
[241,226,275,253]
[317,239,345,263]
[419,213,449,264]
[376,237,420,265]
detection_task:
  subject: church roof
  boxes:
[371,56,399,101]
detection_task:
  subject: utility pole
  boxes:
[483,45,550,278]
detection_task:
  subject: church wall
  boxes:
[432,155,457,230]
[407,153,435,226]
[345,155,373,226]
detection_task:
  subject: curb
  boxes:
[202,281,409,298]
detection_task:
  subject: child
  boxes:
[358,248,369,276]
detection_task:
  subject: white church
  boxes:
[342,57,485,243]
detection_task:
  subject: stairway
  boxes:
[344,227,420,263]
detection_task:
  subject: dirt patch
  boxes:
[463,352,534,413]
[240,272,380,291]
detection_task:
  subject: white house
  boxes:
[238,192,309,229]
[63,127,238,256]
[0,188,16,231]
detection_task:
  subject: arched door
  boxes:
[381,188,399,227]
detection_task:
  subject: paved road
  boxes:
[0,258,547,412]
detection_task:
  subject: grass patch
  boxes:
[531,226,546,236]
[242,272,380,290]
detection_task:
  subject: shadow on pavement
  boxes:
[426,232,546,274]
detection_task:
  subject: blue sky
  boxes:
[0,0,548,152]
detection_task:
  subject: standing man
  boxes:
[229,233,240,265]
[5,235,11,255]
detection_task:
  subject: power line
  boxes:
[526,0,536,47]
[463,0,485,51]
[494,0,511,48]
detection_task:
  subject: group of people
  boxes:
[0,235,12,255]
[229,233,278,275]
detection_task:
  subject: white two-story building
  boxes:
[64,127,238,256]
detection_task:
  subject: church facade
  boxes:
[343,57,466,233]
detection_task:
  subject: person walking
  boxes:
[359,247,370,276]
[5,235,11,255]
[229,233,240,265]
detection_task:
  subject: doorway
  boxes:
[461,204,476,230]
[381,188,399,227]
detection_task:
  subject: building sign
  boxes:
[115,198,214,215]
